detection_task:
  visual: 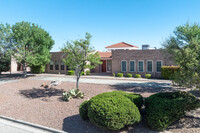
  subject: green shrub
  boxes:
[126,73,132,78]
[79,100,89,120]
[68,70,75,75]
[87,92,141,130]
[161,66,179,79]
[86,70,90,75]
[117,73,123,77]
[112,73,115,77]
[81,71,84,75]
[135,74,141,78]
[31,65,45,73]
[145,74,151,79]
[145,91,200,131]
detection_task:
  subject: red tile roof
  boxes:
[98,51,112,58]
[105,42,138,48]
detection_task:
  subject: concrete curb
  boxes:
[0,116,67,133]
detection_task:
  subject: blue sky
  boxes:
[0,0,200,51]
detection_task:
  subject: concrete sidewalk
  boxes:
[31,75,172,88]
[0,116,66,133]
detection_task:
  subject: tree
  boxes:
[11,21,54,77]
[62,32,101,89]
[163,23,200,89]
[0,23,12,74]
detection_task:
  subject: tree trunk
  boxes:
[76,76,80,89]
[22,62,27,78]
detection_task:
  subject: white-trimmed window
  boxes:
[129,60,135,72]
[50,61,54,70]
[147,60,153,72]
[61,62,65,70]
[156,60,162,72]
[138,60,144,72]
[121,60,127,72]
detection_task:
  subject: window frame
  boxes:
[60,62,65,70]
[156,60,162,73]
[146,60,153,73]
[129,60,135,72]
[55,61,59,70]
[50,61,54,70]
[138,60,144,72]
[121,60,127,72]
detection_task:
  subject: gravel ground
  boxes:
[0,78,199,133]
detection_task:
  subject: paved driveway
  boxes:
[30,75,172,88]
[0,79,19,85]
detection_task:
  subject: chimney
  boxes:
[142,45,150,50]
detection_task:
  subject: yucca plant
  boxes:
[62,88,85,101]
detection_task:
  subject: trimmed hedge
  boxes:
[79,91,143,130]
[81,71,84,75]
[68,70,75,75]
[79,100,89,120]
[86,70,90,75]
[88,93,141,130]
[117,73,123,77]
[145,74,151,79]
[161,66,179,79]
[112,73,115,77]
[145,91,200,131]
[135,74,141,78]
[126,73,132,78]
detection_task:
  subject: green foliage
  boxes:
[0,53,10,73]
[145,74,151,79]
[62,89,85,101]
[79,100,89,120]
[161,66,179,79]
[31,65,45,73]
[135,74,141,78]
[126,73,132,78]
[67,70,75,75]
[87,91,141,130]
[0,22,54,77]
[62,32,101,89]
[0,23,12,74]
[86,70,90,75]
[112,73,115,77]
[117,73,123,77]
[145,91,200,131]
[81,71,84,75]
[162,23,200,88]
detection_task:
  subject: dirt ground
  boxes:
[0,78,199,133]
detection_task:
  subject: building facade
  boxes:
[10,42,175,78]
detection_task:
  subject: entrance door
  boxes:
[102,60,106,72]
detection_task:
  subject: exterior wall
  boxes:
[10,57,18,73]
[45,52,68,74]
[112,49,174,78]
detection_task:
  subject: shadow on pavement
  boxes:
[109,82,187,94]
[62,114,136,133]
[19,87,64,98]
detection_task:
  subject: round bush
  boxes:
[87,92,141,130]
[68,70,75,75]
[79,100,89,120]
[145,91,200,131]
[145,74,151,79]
[81,71,84,75]
[86,70,90,75]
[135,74,141,78]
[117,73,123,77]
[126,73,132,78]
